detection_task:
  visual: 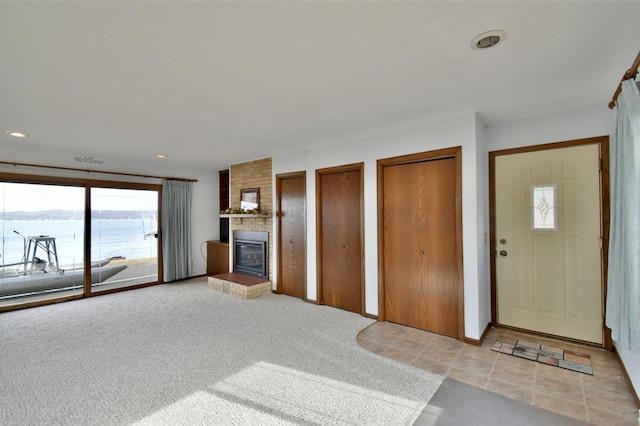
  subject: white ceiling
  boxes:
[1,1,640,171]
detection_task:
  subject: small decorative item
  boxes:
[219,207,268,215]
[240,188,259,212]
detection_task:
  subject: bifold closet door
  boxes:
[383,157,458,337]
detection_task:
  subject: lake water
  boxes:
[1,219,158,267]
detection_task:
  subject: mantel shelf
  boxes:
[220,213,271,224]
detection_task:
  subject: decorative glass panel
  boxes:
[532,185,558,230]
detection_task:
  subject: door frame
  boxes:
[275,171,307,299]
[315,162,365,314]
[0,172,163,313]
[377,146,465,340]
[489,135,611,349]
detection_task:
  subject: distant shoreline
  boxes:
[2,210,157,221]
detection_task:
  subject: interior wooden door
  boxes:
[383,156,459,338]
[317,165,363,314]
[495,144,602,343]
[277,172,306,300]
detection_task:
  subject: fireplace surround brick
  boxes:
[229,158,273,282]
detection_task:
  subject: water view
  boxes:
[1,215,158,267]
[1,183,160,303]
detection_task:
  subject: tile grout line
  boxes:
[443,341,463,378]
[485,348,500,390]
[531,361,539,406]
[579,372,590,423]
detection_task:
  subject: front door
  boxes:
[494,143,603,343]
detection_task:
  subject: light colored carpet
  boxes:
[0,277,443,425]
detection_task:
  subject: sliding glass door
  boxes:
[0,182,85,306]
[0,177,161,310]
[90,187,159,293]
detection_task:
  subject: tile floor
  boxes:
[357,322,639,425]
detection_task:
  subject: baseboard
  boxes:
[362,312,378,320]
[613,347,640,409]
[463,322,492,346]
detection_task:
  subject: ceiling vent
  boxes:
[471,30,507,50]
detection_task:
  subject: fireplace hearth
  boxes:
[233,230,268,279]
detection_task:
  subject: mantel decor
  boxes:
[220,207,269,216]
[220,208,270,224]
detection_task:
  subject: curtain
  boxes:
[162,179,193,282]
[606,79,640,352]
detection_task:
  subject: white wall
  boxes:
[0,143,218,277]
[485,103,612,151]
[486,102,639,399]
[273,112,489,340]
[475,115,491,338]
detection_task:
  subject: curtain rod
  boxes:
[609,50,640,109]
[0,161,198,182]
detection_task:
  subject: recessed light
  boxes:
[6,131,27,138]
[155,154,168,159]
[471,30,507,50]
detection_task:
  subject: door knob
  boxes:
[499,250,508,257]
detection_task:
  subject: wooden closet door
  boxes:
[383,157,458,337]
[318,166,363,314]
[277,173,306,300]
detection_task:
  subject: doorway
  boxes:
[377,147,463,339]
[316,163,364,314]
[276,172,306,300]
[490,136,609,346]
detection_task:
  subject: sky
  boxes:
[0,183,158,212]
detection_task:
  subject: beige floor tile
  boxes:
[363,329,401,346]
[356,323,636,425]
[583,383,637,409]
[587,404,639,426]
[536,362,582,384]
[379,321,410,336]
[489,364,535,386]
[393,336,429,356]
[358,338,390,355]
[421,344,461,360]
[381,347,417,364]
[446,366,489,388]
[460,343,500,363]
[582,372,633,395]
[412,355,452,376]
[533,393,588,422]
[430,335,465,352]
[356,325,379,340]
[402,328,437,345]
[450,352,495,376]
[590,359,629,378]
[485,379,534,404]
[534,375,585,404]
